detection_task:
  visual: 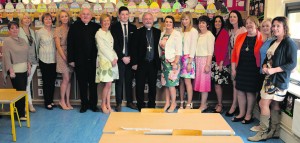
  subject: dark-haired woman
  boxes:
[36,13,57,110]
[2,21,30,120]
[211,16,230,113]
[194,15,215,112]
[248,16,297,142]
[225,10,247,116]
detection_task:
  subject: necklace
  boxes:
[246,36,256,52]
[146,30,153,52]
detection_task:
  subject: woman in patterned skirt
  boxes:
[194,16,215,112]
[159,16,182,112]
[211,16,230,113]
[54,10,73,110]
[179,12,198,109]
[95,14,118,114]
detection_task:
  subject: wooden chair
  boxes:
[172,129,202,136]
[141,108,165,113]
[177,109,201,113]
[115,130,146,135]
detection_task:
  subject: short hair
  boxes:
[181,11,193,32]
[57,10,70,27]
[42,13,53,24]
[197,15,210,27]
[272,16,290,37]
[100,14,111,24]
[19,13,32,27]
[118,6,129,14]
[211,15,225,37]
[8,21,19,29]
[142,12,153,20]
[246,16,259,29]
[226,10,244,30]
[164,15,175,28]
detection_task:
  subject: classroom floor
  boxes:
[0,105,284,143]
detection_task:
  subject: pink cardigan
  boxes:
[214,28,230,66]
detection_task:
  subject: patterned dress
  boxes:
[54,26,73,73]
[160,34,180,87]
[180,33,195,78]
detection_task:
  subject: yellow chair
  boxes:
[115,130,146,135]
[141,108,165,113]
[172,129,202,136]
[177,109,201,113]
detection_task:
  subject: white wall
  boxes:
[265,0,300,18]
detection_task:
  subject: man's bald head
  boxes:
[80,8,92,24]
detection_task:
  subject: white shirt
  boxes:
[36,27,56,63]
[120,21,128,54]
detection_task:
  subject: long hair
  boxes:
[211,15,225,37]
[180,11,193,32]
[272,16,290,38]
[226,10,244,30]
[57,10,70,27]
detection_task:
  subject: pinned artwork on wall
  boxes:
[249,0,264,21]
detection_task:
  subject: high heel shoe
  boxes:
[225,108,239,117]
[213,104,223,113]
[179,101,184,109]
[59,102,70,110]
[185,103,193,109]
[231,116,244,122]
[163,104,170,112]
[167,103,177,113]
[242,118,254,124]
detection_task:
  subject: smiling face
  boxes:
[164,18,174,30]
[119,10,129,23]
[9,24,19,37]
[261,20,271,36]
[43,16,52,27]
[181,16,191,28]
[80,9,92,24]
[246,18,257,34]
[272,20,285,38]
[198,21,208,33]
[59,12,69,25]
[101,17,111,29]
[214,17,222,30]
[22,15,32,27]
[143,13,154,29]
[229,12,238,25]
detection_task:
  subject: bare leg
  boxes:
[105,82,113,112]
[66,72,73,109]
[59,72,70,110]
[259,99,272,116]
[215,84,223,112]
[185,78,193,109]
[163,87,170,111]
[101,83,110,114]
[179,79,185,108]
[199,92,208,111]
[168,86,177,112]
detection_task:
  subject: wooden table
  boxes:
[99,134,243,143]
[103,112,235,135]
[0,90,30,142]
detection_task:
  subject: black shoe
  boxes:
[80,106,88,113]
[45,105,53,110]
[115,104,121,112]
[90,107,100,112]
[225,108,239,117]
[127,103,138,110]
[242,118,254,124]
[231,116,244,122]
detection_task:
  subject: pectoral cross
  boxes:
[147,46,152,52]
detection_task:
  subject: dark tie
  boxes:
[123,24,128,56]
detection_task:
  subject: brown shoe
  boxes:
[115,104,121,112]
[126,103,138,110]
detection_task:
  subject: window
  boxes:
[286,2,300,82]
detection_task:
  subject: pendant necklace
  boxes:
[146,30,153,52]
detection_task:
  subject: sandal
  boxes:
[179,101,184,109]
[185,103,193,109]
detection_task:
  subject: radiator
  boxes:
[292,99,300,137]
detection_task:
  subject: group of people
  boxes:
[2,6,298,142]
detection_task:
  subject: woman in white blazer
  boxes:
[95,14,118,114]
[159,16,182,113]
[18,13,37,112]
[178,12,198,109]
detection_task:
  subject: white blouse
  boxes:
[36,27,56,63]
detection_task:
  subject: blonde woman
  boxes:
[95,14,118,114]
[54,10,73,110]
[19,13,37,112]
[179,12,197,109]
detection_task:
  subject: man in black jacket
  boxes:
[67,8,100,113]
[111,6,137,111]
[131,13,161,111]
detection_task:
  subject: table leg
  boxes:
[10,103,16,142]
[25,93,30,127]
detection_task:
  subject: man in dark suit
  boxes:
[131,13,161,111]
[111,6,137,111]
[67,8,101,113]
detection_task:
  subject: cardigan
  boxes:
[19,27,37,64]
[263,37,297,90]
[195,31,215,57]
[231,31,263,67]
[214,28,230,66]
[159,30,182,62]
[181,27,198,58]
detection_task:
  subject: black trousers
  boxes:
[115,61,134,105]
[136,61,158,109]
[75,60,98,108]
[10,72,27,117]
[39,60,57,107]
